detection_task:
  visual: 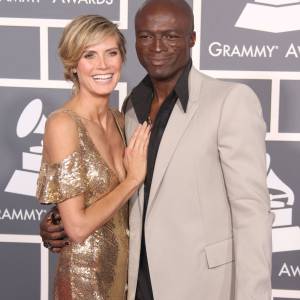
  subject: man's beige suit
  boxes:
[124,67,273,300]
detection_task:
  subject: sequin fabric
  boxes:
[37,109,128,300]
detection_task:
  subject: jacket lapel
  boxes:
[146,67,203,218]
[125,111,146,215]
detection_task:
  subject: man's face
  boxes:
[135,3,195,82]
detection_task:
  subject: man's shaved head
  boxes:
[135,0,194,33]
[134,0,196,82]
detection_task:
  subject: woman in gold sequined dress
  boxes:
[36,15,150,300]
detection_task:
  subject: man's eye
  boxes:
[140,35,151,39]
[165,34,178,40]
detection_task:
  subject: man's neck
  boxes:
[150,64,186,103]
[148,74,180,123]
[151,79,177,105]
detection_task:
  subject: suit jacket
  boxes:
[124,66,273,300]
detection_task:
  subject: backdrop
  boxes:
[0,0,299,299]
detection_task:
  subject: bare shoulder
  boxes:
[43,110,80,163]
[46,109,77,128]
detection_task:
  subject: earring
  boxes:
[72,68,77,74]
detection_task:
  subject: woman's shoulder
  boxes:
[47,108,78,126]
[43,109,80,164]
[45,109,81,139]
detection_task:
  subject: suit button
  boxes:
[126,229,130,237]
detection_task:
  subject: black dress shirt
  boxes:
[128,60,192,300]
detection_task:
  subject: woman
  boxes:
[36,15,150,299]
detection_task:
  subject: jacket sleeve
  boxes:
[218,83,273,300]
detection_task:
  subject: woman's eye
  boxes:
[83,52,95,59]
[108,51,118,56]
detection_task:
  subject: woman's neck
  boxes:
[65,90,110,129]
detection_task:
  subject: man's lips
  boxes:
[148,57,170,65]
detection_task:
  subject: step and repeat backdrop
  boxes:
[0,0,299,299]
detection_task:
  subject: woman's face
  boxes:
[76,35,122,98]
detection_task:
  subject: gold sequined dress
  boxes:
[36,109,128,300]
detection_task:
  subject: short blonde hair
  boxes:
[58,15,126,92]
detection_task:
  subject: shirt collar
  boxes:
[130,59,192,123]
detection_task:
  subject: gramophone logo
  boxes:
[5,99,46,197]
[266,153,300,253]
[235,0,300,33]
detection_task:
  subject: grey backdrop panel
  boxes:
[200,0,300,71]
[0,1,119,19]
[0,0,300,299]
[0,27,40,79]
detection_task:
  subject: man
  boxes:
[40,1,273,299]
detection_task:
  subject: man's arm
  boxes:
[40,207,68,253]
[218,84,273,300]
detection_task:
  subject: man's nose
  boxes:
[151,36,167,52]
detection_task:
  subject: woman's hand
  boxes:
[124,121,150,186]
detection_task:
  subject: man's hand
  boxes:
[40,207,69,253]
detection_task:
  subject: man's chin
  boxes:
[144,63,186,82]
[147,68,172,81]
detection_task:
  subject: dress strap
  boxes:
[110,109,126,146]
[59,109,82,125]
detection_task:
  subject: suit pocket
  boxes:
[204,238,234,269]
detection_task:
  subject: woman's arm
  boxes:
[58,175,139,243]
[44,112,150,243]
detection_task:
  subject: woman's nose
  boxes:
[96,56,108,69]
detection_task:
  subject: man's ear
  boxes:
[189,31,196,48]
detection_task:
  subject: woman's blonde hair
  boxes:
[58,15,126,92]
